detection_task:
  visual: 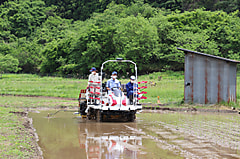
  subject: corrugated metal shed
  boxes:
[177,48,240,104]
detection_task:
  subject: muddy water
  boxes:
[30,110,240,159]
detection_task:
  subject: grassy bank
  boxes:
[0,74,81,158]
[1,72,240,108]
[0,107,40,158]
[0,96,77,158]
[0,74,86,98]
[1,72,240,106]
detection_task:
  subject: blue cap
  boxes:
[112,71,117,75]
[90,67,96,72]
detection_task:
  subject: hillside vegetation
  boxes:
[1,0,240,76]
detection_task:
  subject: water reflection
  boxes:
[30,111,145,159]
[31,110,240,159]
[78,121,142,159]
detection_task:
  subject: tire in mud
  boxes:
[79,102,87,116]
[128,113,136,122]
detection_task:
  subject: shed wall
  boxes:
[184,53,237,104]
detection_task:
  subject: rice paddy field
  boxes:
[0,72,240,158]
[1,72,240,107]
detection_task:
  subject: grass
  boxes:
[0,72,184,104]
[0,96,77,108]
[1,72,240,108]
[0,107,37,158]
[0,74,86,98]
[142,79,184,104]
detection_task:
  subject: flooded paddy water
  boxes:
[29,110,240,159]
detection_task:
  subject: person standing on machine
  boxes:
[88,67,100,87]
[88,67,101,104]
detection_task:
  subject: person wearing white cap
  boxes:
[126,75,137,104]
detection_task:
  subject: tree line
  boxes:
[1,0,240,76]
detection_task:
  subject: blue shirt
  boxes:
[106,78,121,89]
[126,82,138,97]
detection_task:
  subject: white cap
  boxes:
[130,76,135,80]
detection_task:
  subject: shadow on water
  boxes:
[29,110,181,159]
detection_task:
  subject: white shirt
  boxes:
[88,73,101,85]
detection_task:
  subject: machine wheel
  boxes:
[79,102,87,116]
[128,113,136,122]
[88,115,92,120]
[96,110,102,122]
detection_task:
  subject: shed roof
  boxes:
[177,47,240,63]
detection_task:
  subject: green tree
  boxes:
[13,38,43,73]
[31,16,72,45]
[166,9,240,59]
[0,42,13,55]
[114,15,159,73]
[40,37,73,74]
[42,0,134,21]
[0,0,52,38]
[70,23,118,75]
[0,54,20,73]
[214,0,240,13]
[145,0,182,11]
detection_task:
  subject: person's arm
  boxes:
[106,80,110,90]
[87,74,92,87]
[126,83,130,93]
